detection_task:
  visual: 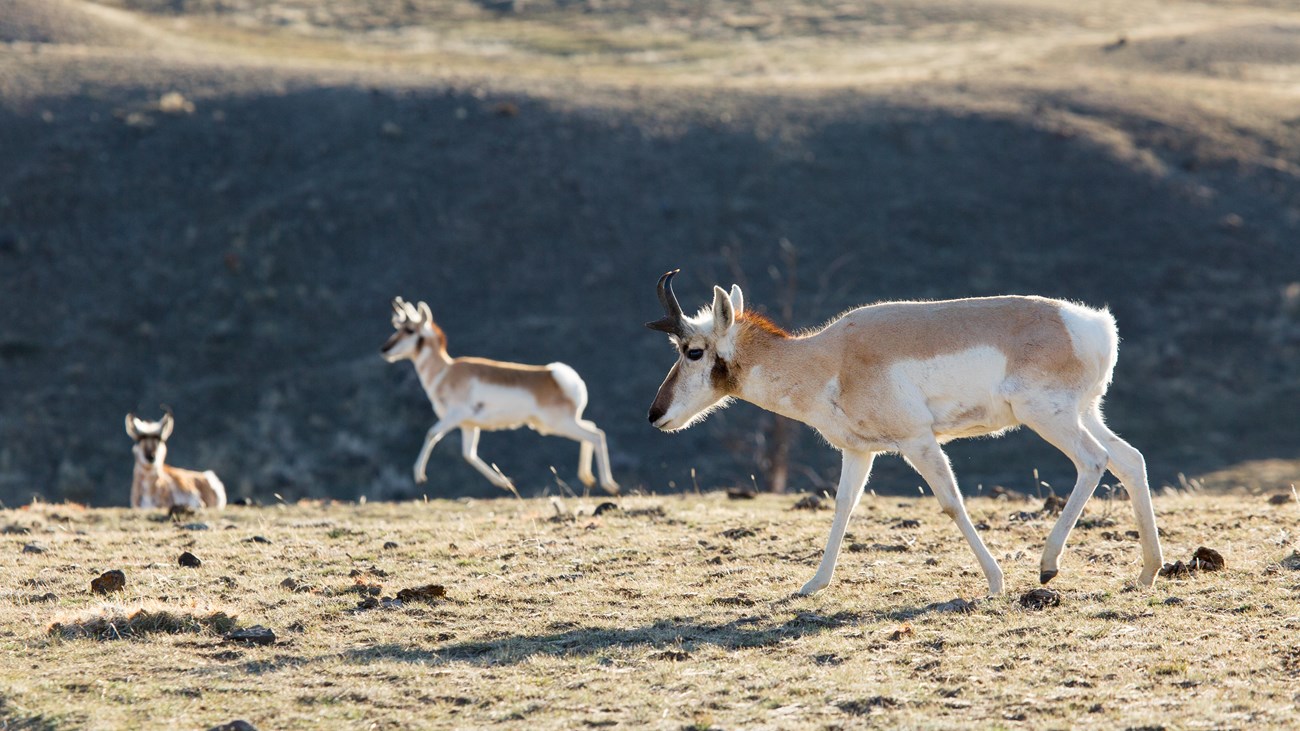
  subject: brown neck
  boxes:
[413,338,453,392]
[732,318,827,422]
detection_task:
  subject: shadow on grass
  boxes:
[342,600,977,666]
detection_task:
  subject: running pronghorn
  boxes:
[124,408,226,509]
[645,270,1162,596]
[381,297,619,494]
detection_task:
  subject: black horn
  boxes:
[645,269,686,336]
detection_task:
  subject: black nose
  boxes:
[648,405,666,424]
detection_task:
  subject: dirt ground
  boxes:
[1,0,1298,507]
[1,490,1298,729]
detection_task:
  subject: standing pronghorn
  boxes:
[124,408,227,509]
[645,270,1162,596]
[381,297,619,494]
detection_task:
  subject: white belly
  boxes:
[889,346,1019,441]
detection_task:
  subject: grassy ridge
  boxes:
[3,491,1298,729]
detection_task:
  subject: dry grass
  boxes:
[3,491,1299,729]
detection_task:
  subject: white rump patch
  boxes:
[548,362,588,413]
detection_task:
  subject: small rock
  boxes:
[180,522,210,531]
[1019,588,1061,610]
[279,578,299,591]
[725,488,756,500]
[178,551,202,568]
[1163,597,1185,605]
[1190,546,1225,572]
[382,541,399,550]
[2,524,31,535]
[931,597,976,614]
[243,535,272,544]
[1158,560,1190,578]
[29,592,58,603]
[791,495,826,511]
[895,519,921,529]
[395,584,447,603]
[592,502,619,516]
[208,721,258,731]
[22,543,46,554]
[356,596,379,610]
[1268,493,1294,505]
[91,569,126,594]
[225,626,275,645]
[720,527,756,540]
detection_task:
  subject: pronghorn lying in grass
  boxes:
[382,297,619,494]
[124,408,226,510]
[645,270,1162,596]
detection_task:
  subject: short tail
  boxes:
[203,471,227,510]
[547,362,589,415]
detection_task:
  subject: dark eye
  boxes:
[686,348,704,361]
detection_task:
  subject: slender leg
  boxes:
[1082,406,1163,585]
[460,427,516,491]
[1013,398,1110,585]
[799,450,875,595]
[414,418,458,483]
[577,440,596,488]
[900,436,1004,596]
[554,419,619,494]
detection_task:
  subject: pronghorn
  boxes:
[124,408,226,510]
[645,270,1162,596]
[381,297,619,494]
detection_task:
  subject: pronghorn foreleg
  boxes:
[799,450,875,595]
[414,417,460,484]
[900,436,1004,596]
[554,419,619,495]
[460,427,516,491]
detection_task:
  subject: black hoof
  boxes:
[1039,569,1059,585]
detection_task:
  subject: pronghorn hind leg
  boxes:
[1013,395,1110,586]
[460,427,516,491]
[799,450,874,595]
[556,419,619,494]
[900,437,1004,596]
[1081,405,1163,585]
[577,440,596,488]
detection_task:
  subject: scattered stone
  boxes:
[837,696,899,715]
[1041,494,1068,515]
[711,595,756,606]
[178,551,202,568]
[1267,493,1294,505]
[279,578,299,591]
[395,584,447,603]
[180,522,210,531]
[22,543,46,554]
[720,527,756,540]
[929,597,976,614]
[895,519,921,529]
[208,720,258,731]
[887,623,914,641]
[3,524,31,535]
[29,592,58,603]
[243,535,271,544]
[623,506,667,519]
[1281,551,1300,571]
[1163,597,1185,605]
[1076,516,1117,530]
[349,566,389,578]
[382,541,399,550]
[91,569,126,594]
[791,495,826,511]
[592,501,619,516]
[1190,546,1225,572]
[649,649,690,662]
[725,488,756,500]
[225,626,275,645]
[356,596,404,611]
[813,653,844,665]
[1159,561,1190,578]
[1019,588,1061,610]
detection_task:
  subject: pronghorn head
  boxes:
[125,407,174,466]
[646,270,746,431]
[381,297,445,362]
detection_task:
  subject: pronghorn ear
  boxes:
[159,410,174,441]
[125,414,138,440]
[418,301,433,324]
[711,285,735,333]
[728,284,744,316]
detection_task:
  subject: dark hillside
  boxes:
[1,0,1298,504]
